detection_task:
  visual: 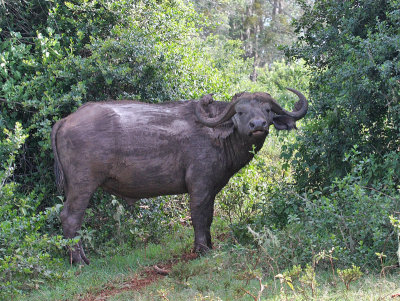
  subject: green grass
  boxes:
[79,251,400,301]
[101,258,400,301]
[20,226,193,301]
[21,219,400,301]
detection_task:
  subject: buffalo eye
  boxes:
[266,108,271,113]
[238,112,243,116]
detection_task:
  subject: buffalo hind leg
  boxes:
[61,186,95,264]
[205,203,214,249]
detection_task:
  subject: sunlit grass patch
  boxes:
[21,226,193,301]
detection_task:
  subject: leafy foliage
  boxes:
[254,149,399,269]
[285,0,400,189]
[337,265,363,291]
[0,0,252,202]
[193,0,302,72]
[0,0,52,40]
[0,123,71,299]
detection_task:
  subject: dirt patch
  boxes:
[80,267,165,301]
[179,251,198,262]
[79,252,198,301]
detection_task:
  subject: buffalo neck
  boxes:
[221,130,266,175]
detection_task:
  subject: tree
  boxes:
[0,0,50,40]
[192,0,302,79]
[285,0,400,189]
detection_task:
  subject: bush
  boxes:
[79,194,190,256]
[0,123,71,299]
[216,136,293,244]
[220,138,400,270]
[285,0,400,189]
[253,148,400,269]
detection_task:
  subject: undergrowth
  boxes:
[22,217,400,301]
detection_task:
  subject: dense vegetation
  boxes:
[0,0,399,299]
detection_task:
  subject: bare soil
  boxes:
[79,252,198,301]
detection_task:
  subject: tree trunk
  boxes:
[250,22,259,81]
[272,0,278,20]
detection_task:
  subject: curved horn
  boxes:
[195,93,244,127]
[269,88,308,120]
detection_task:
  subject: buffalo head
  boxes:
[195,88,308,138]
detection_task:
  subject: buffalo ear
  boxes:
[272,115,297,130]
[200,100,236,140]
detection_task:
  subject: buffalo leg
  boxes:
[189,190,215,253]
[60,186,95,264]
[205,204,214,249]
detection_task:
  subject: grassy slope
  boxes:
[23,218,400,301]
[21,227,194,301]
[115,268,400,301]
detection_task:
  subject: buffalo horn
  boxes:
[268,88,308,120]
[195,88,307,127]
[195,93,244,127]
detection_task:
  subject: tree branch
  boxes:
[0,98,25,107]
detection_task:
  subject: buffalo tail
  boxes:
[51,119,65,193]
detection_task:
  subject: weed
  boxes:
[337,264,363,291]
[390,214,400,267]
[157,288,171,300]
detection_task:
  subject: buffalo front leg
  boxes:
[61,188,93,265]
[189,190,215,254]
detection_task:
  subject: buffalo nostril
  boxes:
[262,121,267,127]
[249,122,255,128]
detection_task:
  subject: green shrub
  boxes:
[285,0,400,189]
[216,58,311,243]
[260,149,400,269]
[217,140,290,243]
[79,194,190,256]
[389,215,400,267]
[256,59,310,97]
[222,142,399,270]
[0,123,71,299]
[337,265,363,290]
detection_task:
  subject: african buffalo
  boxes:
[51,88,307,264]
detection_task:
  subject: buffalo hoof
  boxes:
[69,244,90,265]
[194,243,211,255]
